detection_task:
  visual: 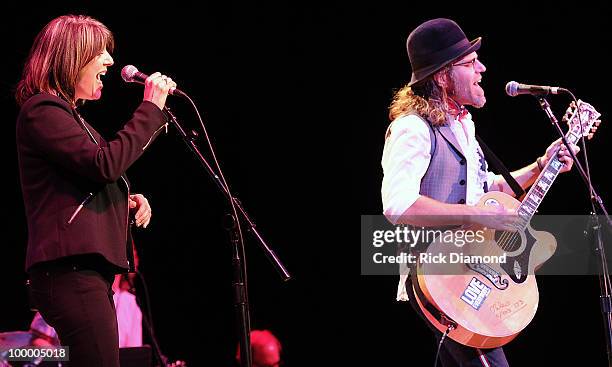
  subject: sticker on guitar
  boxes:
[460,277,491,310]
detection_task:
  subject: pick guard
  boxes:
[497,227,537,284]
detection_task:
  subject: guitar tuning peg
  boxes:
[595,120,602,127]
[588,133,594,140]
[591,126,598,132]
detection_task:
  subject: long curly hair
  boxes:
[388,66,456,126]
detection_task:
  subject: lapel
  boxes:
[437,123,465,158]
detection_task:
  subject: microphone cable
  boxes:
[433,324,454,367]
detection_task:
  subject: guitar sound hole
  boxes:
[494,230,521,252]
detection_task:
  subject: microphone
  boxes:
[505,81,567,97]
[121,65,186,97]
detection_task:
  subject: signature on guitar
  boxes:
[489,299,526,320]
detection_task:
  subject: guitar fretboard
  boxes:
[516,131,582,228]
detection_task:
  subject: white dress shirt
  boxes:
[380,111,499,300]
[113,290,143,348]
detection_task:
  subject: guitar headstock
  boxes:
[562,99,602,140]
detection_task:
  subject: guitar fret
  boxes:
[536,180,550,192]
[524,198,539,210]
[528,194,542,205]
[522,205,536,215]
[543,170,555,181]
[522,198,536,207]
[518,208,531,219]
[519,154,562,223]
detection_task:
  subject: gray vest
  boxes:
[418,116,469,205]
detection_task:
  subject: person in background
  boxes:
[236,329,283,367]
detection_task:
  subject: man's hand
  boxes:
[540,138,580,173]
[129,194,151,228]
[471,205,522,232]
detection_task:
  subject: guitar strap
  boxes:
[476,135,525,199]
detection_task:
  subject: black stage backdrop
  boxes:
[1,2,611,366]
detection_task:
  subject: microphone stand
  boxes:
[536,96,612,366]
[162,106,291,367]
[141,306,168,367]
[128,271,169,367]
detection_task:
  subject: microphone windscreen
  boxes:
[505,81,519,97]
[121,65,139,83]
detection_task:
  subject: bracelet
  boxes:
[536,157,544,172]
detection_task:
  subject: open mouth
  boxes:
[96,70,106,82]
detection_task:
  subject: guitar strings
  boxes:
[476,103,598,262]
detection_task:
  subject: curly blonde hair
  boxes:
[388,66,455,126]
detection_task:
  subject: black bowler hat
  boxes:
[407,18,481,86]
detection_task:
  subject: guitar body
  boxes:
[414,191,557,348]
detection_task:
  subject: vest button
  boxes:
[458,199,466,204]
[459,159,466,165]
[459,179,466,185]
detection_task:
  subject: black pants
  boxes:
[28,258,120,367]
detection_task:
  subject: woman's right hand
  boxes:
[143,72,177,110]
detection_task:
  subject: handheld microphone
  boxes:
[505,81,567,97]
[121,65,186,97]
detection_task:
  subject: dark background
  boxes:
[2,1,611,366]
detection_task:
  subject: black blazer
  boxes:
[16,93,166,272]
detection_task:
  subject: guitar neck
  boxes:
[516,130,581,226]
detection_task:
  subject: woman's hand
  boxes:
[129,194,151,228]
[144,72,177,110]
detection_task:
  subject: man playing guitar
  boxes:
[381,18,580,367]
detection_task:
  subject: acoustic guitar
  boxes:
[413,100,602,348]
